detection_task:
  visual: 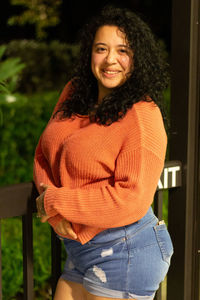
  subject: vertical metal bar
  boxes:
[168,0,191,299]
[184,1,200,299]
[199,253,200,300]
[0,220,2,300]
[22,200,34,300]
[51,228,61,299]
[154,190,163,221]
[169,0,200,299]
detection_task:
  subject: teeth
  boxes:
[104,70,119,74]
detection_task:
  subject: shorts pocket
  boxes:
[154,222,174,265]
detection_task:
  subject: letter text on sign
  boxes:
[158,161,181,190]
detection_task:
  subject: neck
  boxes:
[98,88,112,103]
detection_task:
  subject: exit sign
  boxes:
[158,161,182,190]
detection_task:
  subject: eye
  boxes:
[96,47,107,53]
[119,48,128,54]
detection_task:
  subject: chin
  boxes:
[102,80,122,89]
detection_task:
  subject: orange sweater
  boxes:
[33,82,167,244]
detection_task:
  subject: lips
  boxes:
[102,69,121,78]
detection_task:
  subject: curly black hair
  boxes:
[55,5,170,126]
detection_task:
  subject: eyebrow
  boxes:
[94,42,130,48]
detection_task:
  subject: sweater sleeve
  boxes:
[44,103,167,228]
[33,81,73,194]
[33,137,56,194]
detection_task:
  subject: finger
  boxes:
[56,222,66,235]
[36,196,41,212]
[40,183,49,191]
[40,215,50,223]
[56,220,77,239]
[36,195,41,203]
[63,220,77,239]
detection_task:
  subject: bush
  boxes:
[0,90,61,186]
[0,44,69,295]
[2,215,68,299]
[1,217,23,298]
[0,45,25,94]
[1,217,52,299]
[0,90,61,298]
[3,40,79,93]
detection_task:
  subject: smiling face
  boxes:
[91,25,133,101]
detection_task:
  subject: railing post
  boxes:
[154,190,163,221]
[0,220,2,300]
[22,196,34,300]
[51,229,61,299]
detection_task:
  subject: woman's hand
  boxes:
[36,183,77,239]
[55,219,77,239]
[36,183,49,218]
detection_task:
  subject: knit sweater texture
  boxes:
[33,82,167,244]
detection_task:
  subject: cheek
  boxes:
[91,53,104,69]
[119,56,132,72]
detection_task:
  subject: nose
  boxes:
[105,50,117,64]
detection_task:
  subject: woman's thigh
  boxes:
[53,279,136,300]
[53,278,87,300]
[84,288,136,300]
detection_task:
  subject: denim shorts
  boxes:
[58,207,173,299]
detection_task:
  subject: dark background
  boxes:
[1,0,172,50]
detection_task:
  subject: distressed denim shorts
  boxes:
[59,207,173,299]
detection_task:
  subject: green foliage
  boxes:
[1,216,53,299]
[32,217,53,299]
[0,90,59,186]
[0,44,68,297]
[8,0,62,39]
[0,44,26,128]
[4,40,79,93]
[1,87,67,296]
[1,218,23,298]
[0,45,25,94]
[0,57,24,83]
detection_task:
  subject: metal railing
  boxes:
[0,182,61,300]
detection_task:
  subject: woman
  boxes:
[34,5,173,300]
